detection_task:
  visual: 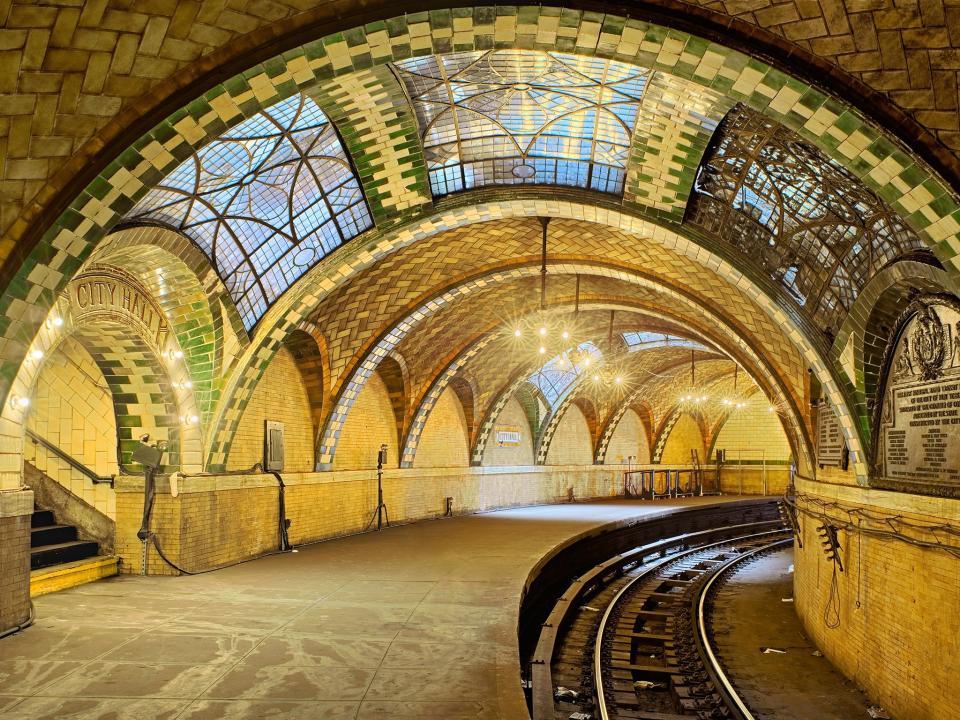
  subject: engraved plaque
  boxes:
[876,298,960,495]
[817,402,846,467]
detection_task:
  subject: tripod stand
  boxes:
[367,444,390,531]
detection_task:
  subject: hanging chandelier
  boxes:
[678,349,709,405]
[506,218,629,394]
[721,363,749,411]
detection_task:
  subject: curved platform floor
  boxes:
[0,496,750,720]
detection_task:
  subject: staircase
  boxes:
[29,504,117,596]
[31,506,100,570]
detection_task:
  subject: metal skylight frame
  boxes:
[393,50,648,196]
[125,94,373,331]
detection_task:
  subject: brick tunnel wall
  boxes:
[793,475,960,720]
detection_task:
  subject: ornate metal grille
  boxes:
[126,94,372,331]
[687,104,923,334]
[393,50,648,196]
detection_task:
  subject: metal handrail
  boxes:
[25,429,115,487]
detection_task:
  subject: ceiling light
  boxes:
[583,358,590,367]
[538,346,546,354]
[538,327,547,336]
[562,330,569,340]
[30,349,43,360]
[9,394,29,409]
[614,376,622,384]
[514,328,522,337]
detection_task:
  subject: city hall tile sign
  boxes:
[875,294,960,497]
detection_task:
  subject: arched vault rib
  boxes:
[376,292,812,472]
[204,204,855,478]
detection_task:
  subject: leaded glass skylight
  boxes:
[393,50,648,196]
[622,332,706,351]
[125,94,372,330]
[528,342,602,409]
[687,104,924,335]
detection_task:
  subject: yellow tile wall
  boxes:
[793,478,960,720]
[485,396,534,466]
[545,405,593,465]
[712,404,793,462]
[25,337,117,517]
[112,464,626,574]
[27,337,118,476]
[605,409,650,464]
[229,347,315,472]
[413,386,469,467]
[333,369,399,470]
[661,413,705,464]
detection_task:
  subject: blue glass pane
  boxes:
[622,332,707,351]
[528,341,602,410]
[394,50,647,197]
[126,94,373,330]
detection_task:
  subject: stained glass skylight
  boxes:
[393,50,648,196]
[622,332,707,351]
[528,342,602,409]
[688,104,923,334]
[125,94,372,330]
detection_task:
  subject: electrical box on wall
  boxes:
[265,420,285,471]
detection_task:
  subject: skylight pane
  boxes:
[126,94,373,331]
[394,50,648,197]
[528,341,602,410]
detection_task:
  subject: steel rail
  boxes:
[694,536,794,720]
[593,529,787,720]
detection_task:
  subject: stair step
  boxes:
[31,524,78,547]
[31,540,99,570]
[31,510,55,527]
[31,556,119,598]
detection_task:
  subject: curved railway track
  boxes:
[531,522,792,720]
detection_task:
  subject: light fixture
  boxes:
[30,349,43,360]
[538,346,546,354]
[538,326,547,336]
[9,394,29,409]
[181,414,198,425]
[514,328,522,337]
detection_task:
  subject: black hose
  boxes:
[145,466,292,575]
[0,601,35,640]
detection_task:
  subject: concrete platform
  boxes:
[0,496,748,720]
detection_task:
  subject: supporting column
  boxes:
[0,487,34,633]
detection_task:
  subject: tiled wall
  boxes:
[604,408,650,464]
[793,477,960,720]
[484,397,534,467]
[546,404,594,465]
[333,369,399,470]
[24,337,117,518]
[413,386,469,468]
[113,464,625,575]
[27,337,117,477]
[228,347,315,472]
[660,413,705,464]
[711,404,793,463]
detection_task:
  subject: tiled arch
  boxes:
[313,261,813,471]
[7,9,957,482]
[9,296,204,474]
[453,288,814,471]
[595,391,653,464]
[6,9,960,388]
